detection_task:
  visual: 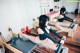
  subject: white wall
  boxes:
[54,0,62,10]
[0,0,41,37]
[78,2,80,13]
[0,0,23,37]
[62,0,78,12]
[17,0,30,27]
[39,0,54,14]
[24,0,41,28]
[17,0,41,28]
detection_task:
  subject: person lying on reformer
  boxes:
[58,13,77,25]
[49,14,78,37]
[50,18,74,37]
[20,15,67,52]
[48,9,77,31]
[59,10,78,30]
[57,14,78,29]
[58,15,78,28]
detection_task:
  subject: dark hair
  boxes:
[39,15,49,30]
[50,9,53,12]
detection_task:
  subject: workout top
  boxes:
[58,18,64,22]
[39,34,47,40]
[38,27,49,40]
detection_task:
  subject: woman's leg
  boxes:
[22,34,57,50]
[55,22,74,37]
[55,22,64,30]
[57,22,71,27]
[64,16,74,22]
[21,34,41,43]
[40,38,57,50]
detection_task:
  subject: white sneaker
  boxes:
[62,36,66,40]
[60,39,65,44]
[73,18,77,22]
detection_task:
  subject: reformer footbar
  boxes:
[0,32,6,43]
[6,27,18,44]
[68,22,74,29]
[55,39,68,53]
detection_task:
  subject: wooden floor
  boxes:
[64,14,80,53]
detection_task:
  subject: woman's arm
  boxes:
[64,16,74,22]
[37,28,60,43]
[59,15,74,22]
[42,33,60,43]
[46,25,62,39]
[49,29,62,39]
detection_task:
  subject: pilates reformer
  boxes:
[0,28,49,53]
[48,17,78,31]
[0,30,37,53]
[0,27,69,53]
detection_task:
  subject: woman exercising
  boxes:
[49,14,78,37]
[20,15,66,52]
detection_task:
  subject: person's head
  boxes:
[39,15,49,28]
[50,9,53,12]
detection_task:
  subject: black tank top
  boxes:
[58,18,64,22]
[38,27,49,40]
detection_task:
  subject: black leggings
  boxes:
[39,29,62,43]
[64,16,74,22]
[40,33,60,43]
[49,29,62,39]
